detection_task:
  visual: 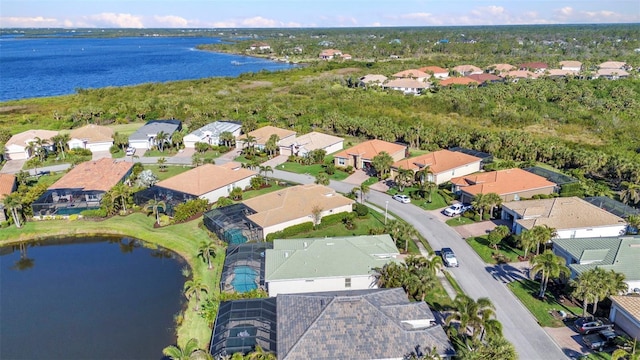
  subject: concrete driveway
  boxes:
[0,159,26,174]
[271,168,568,360]
[453,219,512,239]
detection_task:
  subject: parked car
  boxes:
[126,147,136,156]
[574,317,613,334]
[582,329,617,351]
[392,194,411,204]
[443,203,472,217]
[441,247,459,267]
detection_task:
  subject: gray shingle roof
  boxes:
[277,288,455,360]
[128,120,181,141]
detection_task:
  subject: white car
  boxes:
[125,147,136,156]
[443,203,472,217]
[392,194,411,204]
[441,248,459,267]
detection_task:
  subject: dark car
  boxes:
[582,329,617,351]
[574,317,613,334]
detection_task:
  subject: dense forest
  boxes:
[1,25,639,189]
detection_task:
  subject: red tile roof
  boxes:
[334,139,406,160]
[155,163,256,196]
[49,158,133,192]
[392,150,481,174]
[519,62,548,69]
[439,77,478,86]
[451,168,556,196]
[0,174,17,199]
[466,73,502,83]
[419,66,448,74]
[392,69,429,78]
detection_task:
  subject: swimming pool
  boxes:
[231,266,258,293]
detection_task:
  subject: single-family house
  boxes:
[391,149,482,185]
[383,78,431,95]
[543,69,577,78]
[552,236,640,294]
[609,295,640,340]
[31,158,133,217]
[128,119,182,150]
[249,42,271,51]
[278,131,344,157]
[419,66,449,79]
[265,235,400,296]
[599,61,630,70]
[438,77,479,87]
[277,288,456,359]
[134,162,257,214]
[319,49,342,60]
[242,184,354,238]
[4,129,58,160]
[392,69,430,82]
[451,65,483,76]
[487,63,516,74]
[519,62,548,73]
[559,60,582,72]
[451,168,557,203]
[500,70,538,81]
[340,53,352,60]
[333,139,407,170]
[358,74,388,88]
[595,68,630,80]
[466,73,503,84]
[501,197,628,237]
[67,124,114,152]
[0,173,18,222]
[183,121,242,148]
[237,125,296,150]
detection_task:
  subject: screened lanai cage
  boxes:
[133,186,197,216]
[220,243,273,293]
[210,298,277,359]
[203,204,263,244]
[584,196,640,218]
[31,188,104,217]
[449,147,493,164]
[524,166,577,186]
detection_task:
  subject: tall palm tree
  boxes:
[3,192,23,228]
[570,269,597,317]
[171,131,184,150]
[612,338,638,360]
[162,338,204,360]
[241,135,257,157]
[471,193,489,219]
[33,137,50,162]
[155,131,169,152]
[415,166,433,187]
[157,157,168,172]
[394,168,414,192]
[184,277,209,311]
[359,183,370,203]
[197,240,216,270]
[51,133,71,159]
[518,229,538,259]
[530,225,557,255]
[371,151,394,177]
[530,250,570,298]
[110,182,131,212]
[259,165,273,183]
[483,192,502,219]
[446,294,496,340]
[145,198,166,225]
[265,134,279,158]
[219,131,235,147]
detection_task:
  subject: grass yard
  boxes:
[387,187,449,211]
[466,235,525,264]
[108,123,144,137]
[241,181,291,200]
[278,161,349,181]
[144,148,179,157]
[362,176,379,186]
[0,212,224,348]
[445,216,476,226]
[508,279,582,328]
[146,164,194,181]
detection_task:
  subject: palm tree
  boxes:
[530,225,557,255]
[591,269,628,315]
[620,181,640,205]
[110,182,131,213]
[371,151,394,178]
[487,225,510,250]
[171,131,184,150]
[315,172,330,186]
[241,135,257,157]
[415,166,433,187]
[394,168,414,192]
[3,192,23,228]
[518,229,538,259]
[51,133,70,160]
[264,134,279,158]
[627,214,640,234]
[219,131,235,147]
[33,137,50,162]
[197,240,216,270]
[145,198,166,225]
[259,165,273,183]
[155,131,169,152]
[483,192,502,219]
[184,277,209,311]
[230,187,243,201]
[530,250,570,298]
[471,193,489,219]
[359,183,370,203]
[246,345,276,360]
[446,294,496,340]
[612,338,638,360]
[569,270,597,317]
[162,338,204,360]
[157,157,168,172]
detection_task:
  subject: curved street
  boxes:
[271,169,568,360]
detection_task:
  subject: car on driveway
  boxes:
[574,317,613,334]
[392,194,411,204]
[582,329,617,351]
[443,203,472,217]
[441,247,459,267]
[126,147,136,156]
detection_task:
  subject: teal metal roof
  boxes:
[265,235,400,281]
[554,236,640,281]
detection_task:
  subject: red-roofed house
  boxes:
[466,73,503,84]
[451,65,483,76]
[451,168,557,203]
[334,140,406,170]
[439,77,479,87]
[0,173,18,222]
[31,158,134,217]
[392,69,430,82]
[419,66,449,79]
[391,150,482,185]
[519,62,548,73]
[319,49,342,60]
[487,63,516,74]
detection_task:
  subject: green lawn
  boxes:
[146,164,194,181]
[507,279,582,328]
[144,148,179,157]
[466,235,525,264]
[279,161,349,180]
[361,176,379,186]
[108,123,144,137]
[241,181,290,200]
[233,154,269,164]
[387,187,448,211]
[0,213,224,348]
[446,216,476,226]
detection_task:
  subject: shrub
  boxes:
[265,221,314,241]
[68,214,79,221]
[110,145,120,154]
[173,198,209,223]
[353,203,369,217]
[68,148,93,157]
[345,165,354,173]
[319,212,344,227]
[462,210,475,219]
[0,221,9,228]
[368,227,385,235]
[81,208,108,218]
[482,212,491,221]
[474,214,481,222]
[324,163,336,175]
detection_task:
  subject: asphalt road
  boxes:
[271,169,568,360]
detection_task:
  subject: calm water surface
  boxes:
[0,36,295,101]
[0,237,185,360]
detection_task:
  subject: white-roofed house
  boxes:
[183,121,242,148]
[278,131,344,157]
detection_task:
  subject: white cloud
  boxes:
[559,7,574,16]
[0,16,60,27]
[240,16,280,27]
[86,13,145,28]
[153,15,189,28]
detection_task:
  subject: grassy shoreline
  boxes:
[0,213,223,350]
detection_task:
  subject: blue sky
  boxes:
[1,0,638,28]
